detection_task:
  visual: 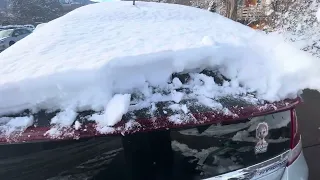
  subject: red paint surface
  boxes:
[0,98,301,144]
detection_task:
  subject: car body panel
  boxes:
[0,94,307,180]
[0,108,308,180]
[0,97,301,144]
[206,145,309,180]
[281,152,309,180]
[0,25,35,31]
[204,151,289,180]
[0,134,308,180]
[0,135,308,180]
[0,28,32,51]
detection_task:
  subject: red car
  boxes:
[0,87,308,180]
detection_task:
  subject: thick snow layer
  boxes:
[51,108,78,127]
[102,94,131,127]
[0,116,34,136]
[0,1,319,133]
[74,120,82,130]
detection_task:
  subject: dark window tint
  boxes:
[21,29,31,34]
[12,29,23,36]
[98,110,290,180]
[0,111,291,180]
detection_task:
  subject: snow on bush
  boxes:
[0,1,319,135]
[317,5,320,21]
[275,0,320,57]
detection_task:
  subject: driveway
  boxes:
[296,89,320,180]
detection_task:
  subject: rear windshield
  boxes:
[36,110,291,180]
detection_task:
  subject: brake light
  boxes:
[287,109,302,166]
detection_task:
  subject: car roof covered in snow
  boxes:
[0,1,313,143]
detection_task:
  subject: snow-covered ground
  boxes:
[0,1,319,136]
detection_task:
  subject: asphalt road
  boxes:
[296,89,320,180]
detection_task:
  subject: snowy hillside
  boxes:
[0,1,319,136]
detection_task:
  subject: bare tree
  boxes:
[10,0,64,24]
[207,0,237,18]
[189,0,212,8]
[139,0,179,4]
[226,0,238,20]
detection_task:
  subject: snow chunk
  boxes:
[74,121,82,130]
[44,127,62,138]
[169,103,189,114]
[96,126,115,134]
[168,113,191,124]
[103,94,131,127]
[67,94,131,130]
[6,116,34,128]
[0,117,13,125]
[0,116,34,136]
[150,102,157,113]
[89,113,103,122]
[169,114,183,124]
[171,90,184,103]
[51,109,78,127]
[181,105,189,114]
[172,77,183,89]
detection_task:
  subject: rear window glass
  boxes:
[42,110,291,180]
[172,110,291,178]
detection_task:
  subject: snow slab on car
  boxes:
[0,1,317,139]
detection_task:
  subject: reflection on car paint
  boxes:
[48,148,123,180]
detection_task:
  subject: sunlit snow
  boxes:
[0,1,319,134]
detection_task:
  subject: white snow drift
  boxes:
[0,1,319,133]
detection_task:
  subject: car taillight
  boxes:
[287,109,302,166]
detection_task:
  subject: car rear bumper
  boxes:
[281,151,309,180]
[0,139,309,180]
[203,146,308,180]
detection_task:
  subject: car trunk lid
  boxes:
[0,70,301,180]
[0,98,300,180]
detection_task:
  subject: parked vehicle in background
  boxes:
[23,24,36,30]
[0,25,35,31]
[0,28,32,52]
